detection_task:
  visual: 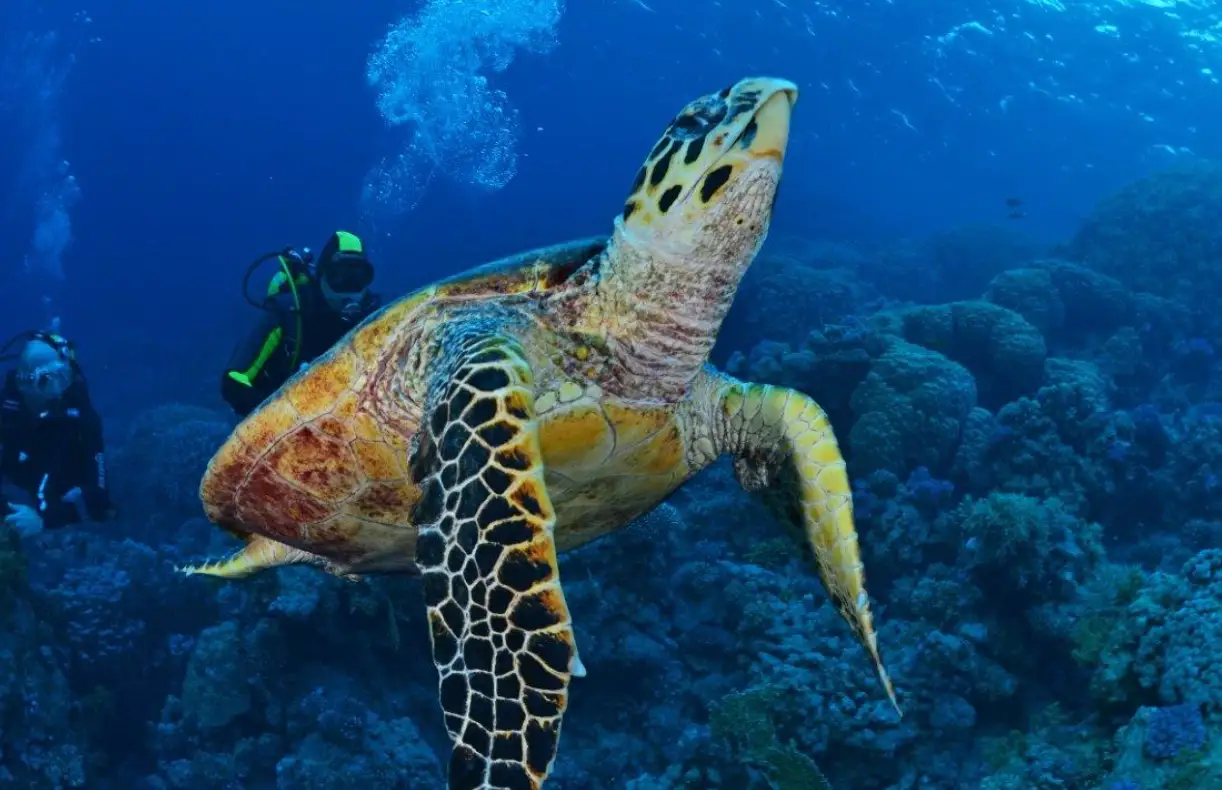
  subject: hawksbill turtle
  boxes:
[185,76,899,789]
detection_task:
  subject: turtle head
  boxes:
[616,77,796,262]
[590,78,797,399]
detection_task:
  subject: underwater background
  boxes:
[3,0,1222,788]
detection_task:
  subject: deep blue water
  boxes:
[5,0,1218,353]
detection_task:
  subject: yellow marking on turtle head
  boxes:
[619,77,796,245]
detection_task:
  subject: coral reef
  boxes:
[6,164,1222,788]
[1067,162,1222,320]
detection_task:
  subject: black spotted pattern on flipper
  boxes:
[412,324,576,790]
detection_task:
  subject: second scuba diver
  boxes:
[0,330,117,536]
[221,230,382,417]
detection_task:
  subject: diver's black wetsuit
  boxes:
[220,279,382,418]
[0,369,114,529]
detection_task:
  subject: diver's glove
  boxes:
[4,504,44,536]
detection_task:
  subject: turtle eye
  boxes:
[668,96,725,141]
[672,113,703,135]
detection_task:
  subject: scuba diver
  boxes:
[0,330,116,536]
[221,230,382,417]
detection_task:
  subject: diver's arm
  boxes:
[38,400,112,530]
[221,309,285,417]
[39,471,81,529]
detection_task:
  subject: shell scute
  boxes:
[234,396,299,451]
[315,412,355,442]
[285,350,358,420]
[432,237,606,300]
[352,438,409,482]
[311,391,361,441]
[235,463,330,535]
[345,480,418,525]
[265,424,363,504]
[352,410,385,442]
[353,288,434,361]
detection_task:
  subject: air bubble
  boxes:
[359,0,564,231]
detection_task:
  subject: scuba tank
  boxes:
[241,246,314,310]
[240,246,315,371]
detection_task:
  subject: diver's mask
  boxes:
[4,332,76,405]
[320,252,373,293]
[17,357,73,402]
[318,252,373,323]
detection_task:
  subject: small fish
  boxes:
[1004,196,1022,208]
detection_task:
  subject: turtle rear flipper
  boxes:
[412,319,580,790]
[179,534,345,579]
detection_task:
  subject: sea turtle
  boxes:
[185,76,899,789]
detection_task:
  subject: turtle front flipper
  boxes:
[412,320,580,790]
[712,377,900,717]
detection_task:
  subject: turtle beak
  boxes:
[710,79,796,175]
[743,85,795,165]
